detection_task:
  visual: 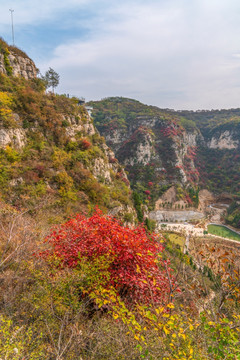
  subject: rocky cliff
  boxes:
[0,61,135,223]
[0,38,37,79]
[89,97,240,208]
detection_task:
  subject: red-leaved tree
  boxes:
[41,209,174,306]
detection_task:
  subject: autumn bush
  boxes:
[79,138,91,150]
[41,209,174,307]
[0,205,239,359]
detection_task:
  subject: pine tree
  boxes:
[44,67,60,93]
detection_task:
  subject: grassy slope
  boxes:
[207,224,240,241]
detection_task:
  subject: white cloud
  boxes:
[2,0,240,109]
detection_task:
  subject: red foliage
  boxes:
[41,209,173,305]
[160,125,182,138]
[145,190,151,195]
[80,138,91,150]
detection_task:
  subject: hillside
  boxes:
[89,97,240,210]
[0,41,239,359]
[0,42,135,224]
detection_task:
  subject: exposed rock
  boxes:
[8,53,38,79]
[65,124,84,139]
[0,50,38,80]
[65,115,96,139]
[9,177,24,186]
[105,129,128,151]
[156,186,177,207]
[198,189,215,210]
[208,131,239,149]
[92,158,112,183]
[155,185,189,210]
[83,122,95,136]
[0,128,26,149]
[93,107,200,187]
[174,132,199,183]
[123,131,154,166]
[108,205,135,222]
[0,54,6,74]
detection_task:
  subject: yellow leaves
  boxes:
[163,313,170,318]
[0,92,14,124]
[136,264,140,273]
[167,302,175,309]
[155,306,165,315]
[52,148,71,168]
[0,108,12,117]
[163,325,170,335]
[179,333,186,340]
[0,91,13,107]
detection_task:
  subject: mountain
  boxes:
[0,40,135,224]
[0,40,239,360]
[88,97,240,211]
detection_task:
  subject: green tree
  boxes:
[44,67,60,93]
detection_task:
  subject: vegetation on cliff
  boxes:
[89,97,240,208]
[0,73,134,224]
[89,97,201,210]
[0,43,239,359]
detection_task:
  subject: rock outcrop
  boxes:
[207,130,239,150]
[89,97,240,204]
[0,39,38,79]
[0,128,26,149]
[0,65,136,221]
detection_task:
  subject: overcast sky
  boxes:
[1,0,240,110]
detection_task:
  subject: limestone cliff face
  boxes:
[0,48,37,79]
[95,113,200,186]
[0,127,26,149]
[0,101,135,219]
[64,114,129,185]
[0,108,127,187]
[90,97,240,202]
[207,130,239,150]
[173,131,200,184]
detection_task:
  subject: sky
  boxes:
[1,0,240,110]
